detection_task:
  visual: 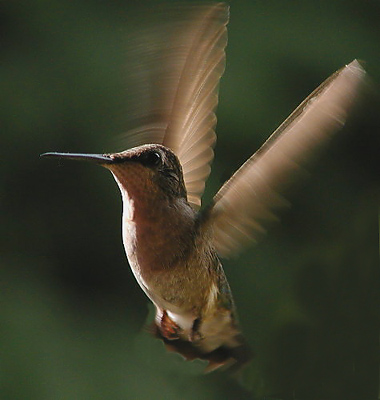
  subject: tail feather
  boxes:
[151,323,252,372]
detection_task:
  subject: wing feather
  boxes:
[119,3,229,209]
[205,60,365,258]
[162,4,229,208]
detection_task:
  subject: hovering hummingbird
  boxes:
[42,3,365,371]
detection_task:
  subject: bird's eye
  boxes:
[141,151,162,167]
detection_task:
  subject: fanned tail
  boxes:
[151,323,252,373]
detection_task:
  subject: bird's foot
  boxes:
[189,318,203,342]
[160,310,182,340]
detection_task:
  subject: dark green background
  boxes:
[1,1,379,399]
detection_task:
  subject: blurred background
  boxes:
[1,0,380,399]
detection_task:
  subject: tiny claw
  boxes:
[160,310,182,340]
[189,318,203,342]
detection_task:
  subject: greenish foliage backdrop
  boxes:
[1,1,380,399]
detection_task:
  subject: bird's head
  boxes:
[41,144,188,206]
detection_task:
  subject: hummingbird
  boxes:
[41,3,365,371]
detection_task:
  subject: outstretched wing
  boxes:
[120,3,229,209]
[204,60,365,258]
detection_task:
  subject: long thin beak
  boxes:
[40,152,114,165]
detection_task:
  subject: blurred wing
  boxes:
[119,3,229,209]
[162,3,228,209]
[205,60,365,258]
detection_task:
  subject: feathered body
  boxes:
[109,144,248,370]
